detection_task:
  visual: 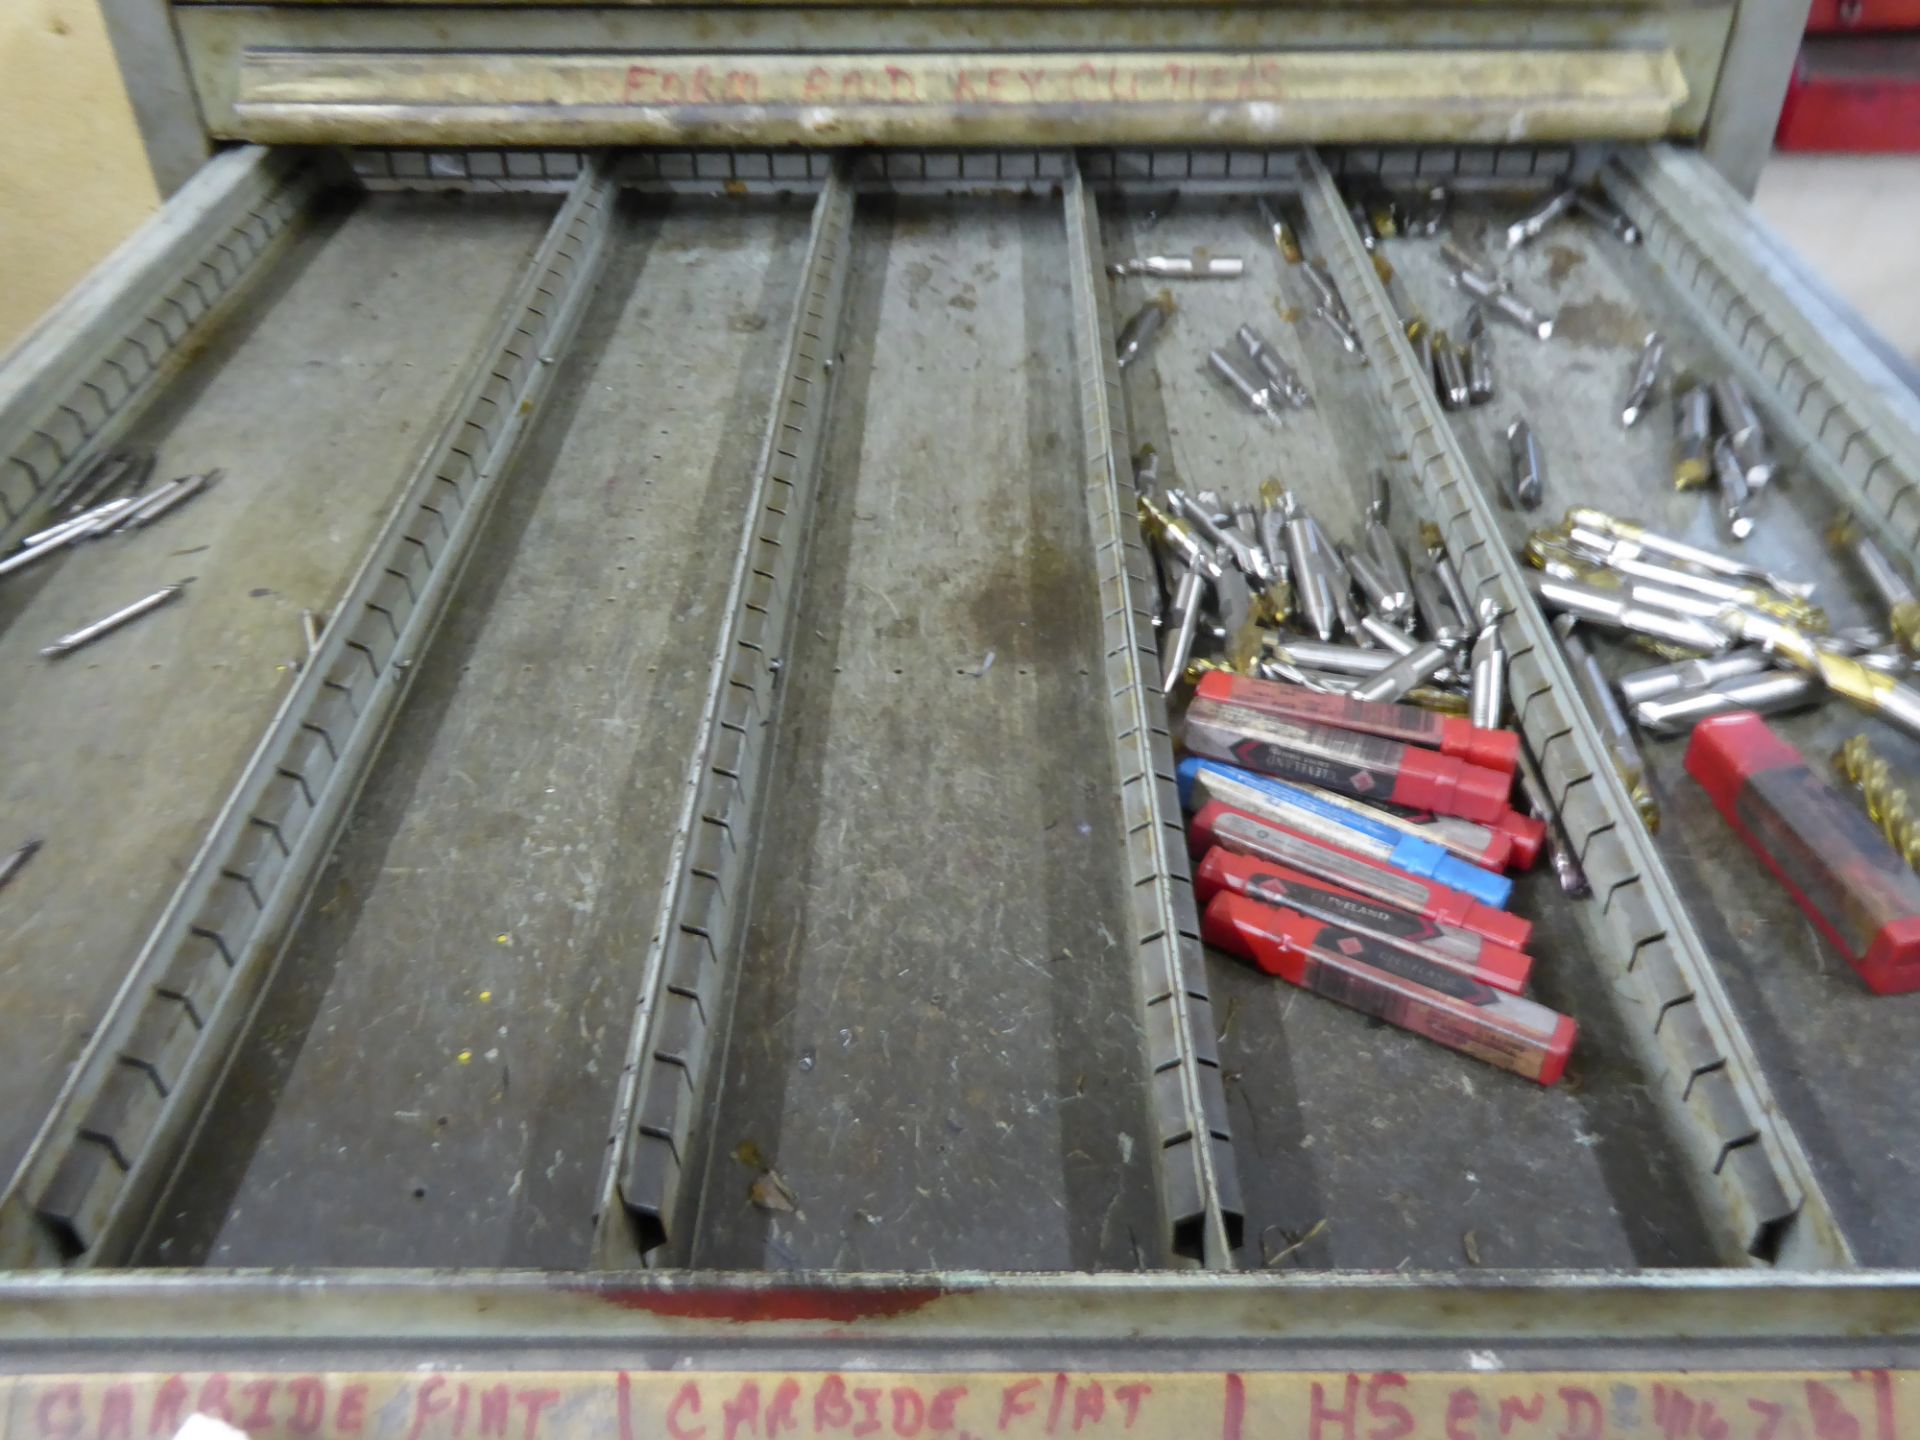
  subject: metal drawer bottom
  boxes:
[4,143,1920,1378]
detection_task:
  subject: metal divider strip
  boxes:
[0,147,322,543]
[0,157,619,1269]
[1300,147,1852,1270]
[594,164,855,1267]
[1064,158,1242,1269]
[1607,146,1920,567]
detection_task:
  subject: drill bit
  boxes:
[1116,294,1174,370]
[1433,330,1470,410]
[1109,255,1244,279]
[1831,512,1920,655]
[1621,331,1664,428]
[1711,376,1777,492]
[1728,611,1920,743]
[1453,269,1554,340]
[1632,669,1822,736]
[1514,739,1591,897]
[1506,190,1578,250]
[1283,493,1340,643]
[1464,307,1495,406]
[1411,561,1468,648]
[1575,190,1642,245]
[1616,648,1774,706]
[1257,198,1303,264]
[1420,522,1477,642]
[1138,494,1225,582]
[1557,522,1821,628]
[0,838,41,894]
[1469,601,1509,730]
[1363,475,1416,624]
[1161,563,1208,696]
[1554,615,1660,832]
[1566,506,1812,599]
[1711,435,1756,543]
[1526,570,1731,653]
[1835,734,1920,872]
[41,583,187,659]
[1350,639,1455,703]
[1235,324,1311,408]
[1171,489,1271,586]
[1505,418,1545,510]
[1440,241,1500,291]
[1206,348,1284,422]
[1672,374,1714,490]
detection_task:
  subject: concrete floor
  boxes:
[1755,153,1920,367]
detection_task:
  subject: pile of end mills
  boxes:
[1525,504,1920,821]
[1,450,214,656]
[1139,466,1582,1086]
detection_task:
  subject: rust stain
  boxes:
[1552,296,1645,350]
[578,1282,951,1323]
[1543,243,1585,288]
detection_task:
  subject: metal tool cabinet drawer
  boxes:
[4,135,1920,1406]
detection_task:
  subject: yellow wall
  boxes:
[0,0,161,350]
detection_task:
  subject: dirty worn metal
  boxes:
[1068,160,1240,1268]
[597,165,854,1266]
[1606,146,1920,564]
[0,146,319,546]
[216,46,1690,147]
[1308,146,1849,1270]
[0,158,618,1270]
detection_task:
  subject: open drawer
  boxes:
[3,143,1920,1392]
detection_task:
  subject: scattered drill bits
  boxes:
[41,582,186,660]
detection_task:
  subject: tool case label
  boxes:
[0,1370,1907,1440]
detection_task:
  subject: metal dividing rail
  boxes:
[1063,160,1241,1269]
[597,165,857,1266]
[1302,149,1847,1268]
[0,146,320,544]
[6,141,1920,1283]
[0,157,618,1268]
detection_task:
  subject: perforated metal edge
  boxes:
[594,164,856,1268]
[1300,146,1852,1271]
[1064,159,1241,1270]
[1606,145,1920,571]
[0,157,619,1270]
[0,145,321,545]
